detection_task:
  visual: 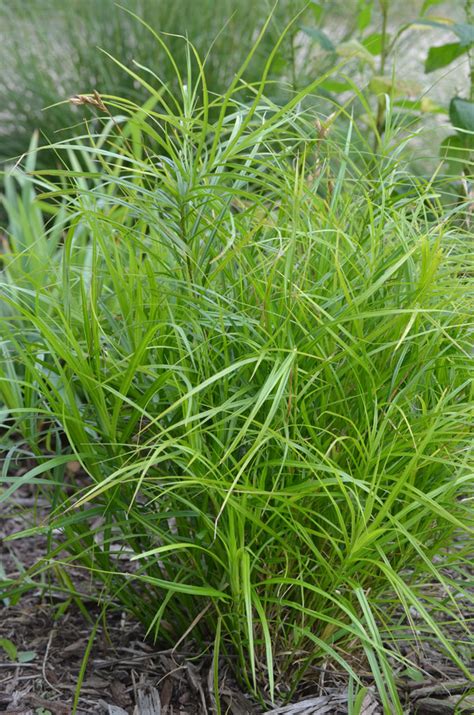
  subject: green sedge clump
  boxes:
[0,20,472,711]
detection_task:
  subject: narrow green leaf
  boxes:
[336,39,376,67]
[453,22,474,47]
[421,0,444,14]
[301,26,335,52]
[362,32,384,55]
[425,42,467,72]
[450,96,474,134]
[0,638,17,661]
[17,650,37,663]
[357,2,372,31]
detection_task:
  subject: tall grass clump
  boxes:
[0,25,473,711]
[0,0,307,168]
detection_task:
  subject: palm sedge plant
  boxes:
[0,20,473,711]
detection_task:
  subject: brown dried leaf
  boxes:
[159,677,174,713]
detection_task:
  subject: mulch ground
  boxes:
[1,471,473,714]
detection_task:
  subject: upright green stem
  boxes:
[374,0,390,151]
[379,0,389,76]
[290,27,297,92]
[465,0,474,101]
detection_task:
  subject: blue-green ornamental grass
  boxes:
[0,23,473,712]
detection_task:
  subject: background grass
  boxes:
[0,0,310,166]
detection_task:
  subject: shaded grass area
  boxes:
[0,24,473,713]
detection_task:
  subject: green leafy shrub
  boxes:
[0,29,472,711]
[301,0,474,148]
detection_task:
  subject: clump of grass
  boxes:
[0,25,473,711]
